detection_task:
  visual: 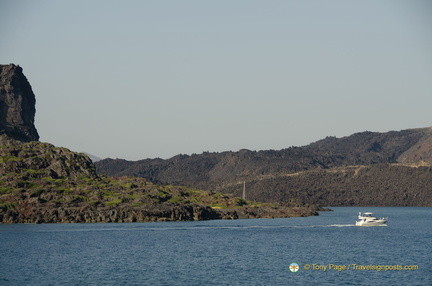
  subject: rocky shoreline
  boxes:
[0,204,322,224]
[0,134,322,224]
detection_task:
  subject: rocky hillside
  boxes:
[0,135,320,223]
[96,127,432,207]
[0,64,39,142]
[223,163,432,207]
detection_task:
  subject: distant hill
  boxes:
[95,127,432,207]
[83,152,102,162]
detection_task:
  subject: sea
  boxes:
[0,207,430,285]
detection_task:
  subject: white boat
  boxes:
[355,212,388,226]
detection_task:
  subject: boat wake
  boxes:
[327,224,355,227]
[133,224,358,232]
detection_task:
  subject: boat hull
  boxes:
[355,219,388,227]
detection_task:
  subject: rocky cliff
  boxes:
[0,64,39,142]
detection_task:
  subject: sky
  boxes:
[1,0,431,160]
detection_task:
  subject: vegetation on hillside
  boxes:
[0,135,319,223]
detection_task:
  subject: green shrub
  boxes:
[15,180,37,189]
[209,203,225,209]
[0,187,14,194]
[105,198,122,207]
[0,155,23,163]
[131,202,146,208]
[30,189,45,197]
[126,194,141,200]
[235,198,247,206]
[89,200,101,206]
[102,191,119,198]
[25,169,46,178]
[157,190,172,202]
[56,188,73,194]
[70,195,88,203]
[190,197,204,204]
[0,202,16,211]
[168,196,189,204]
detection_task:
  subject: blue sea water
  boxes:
[0,207,431,285]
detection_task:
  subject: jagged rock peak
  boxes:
[0,64,39,142]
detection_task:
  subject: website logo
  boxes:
[289,262,299,273]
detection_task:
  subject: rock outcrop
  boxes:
[0,203,320,224]
[0,204,237,224]
[0,135,320,224]
[0,64,39,142]
[0,134,97,179]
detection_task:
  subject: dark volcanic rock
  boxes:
[0,134,97,179]
[0,204,226,224]
[96,128,431,187]
[95,127,432,207]
[0,64,39,142]
[1,203,320,224]
[222,164,432,207]
[0,136,320,224]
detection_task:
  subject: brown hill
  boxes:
[398,127,432,163]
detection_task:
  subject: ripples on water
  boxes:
[0,207,430,285]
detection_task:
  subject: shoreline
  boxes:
[0,205,324,224]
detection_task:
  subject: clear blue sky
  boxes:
[1,0,431,160]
